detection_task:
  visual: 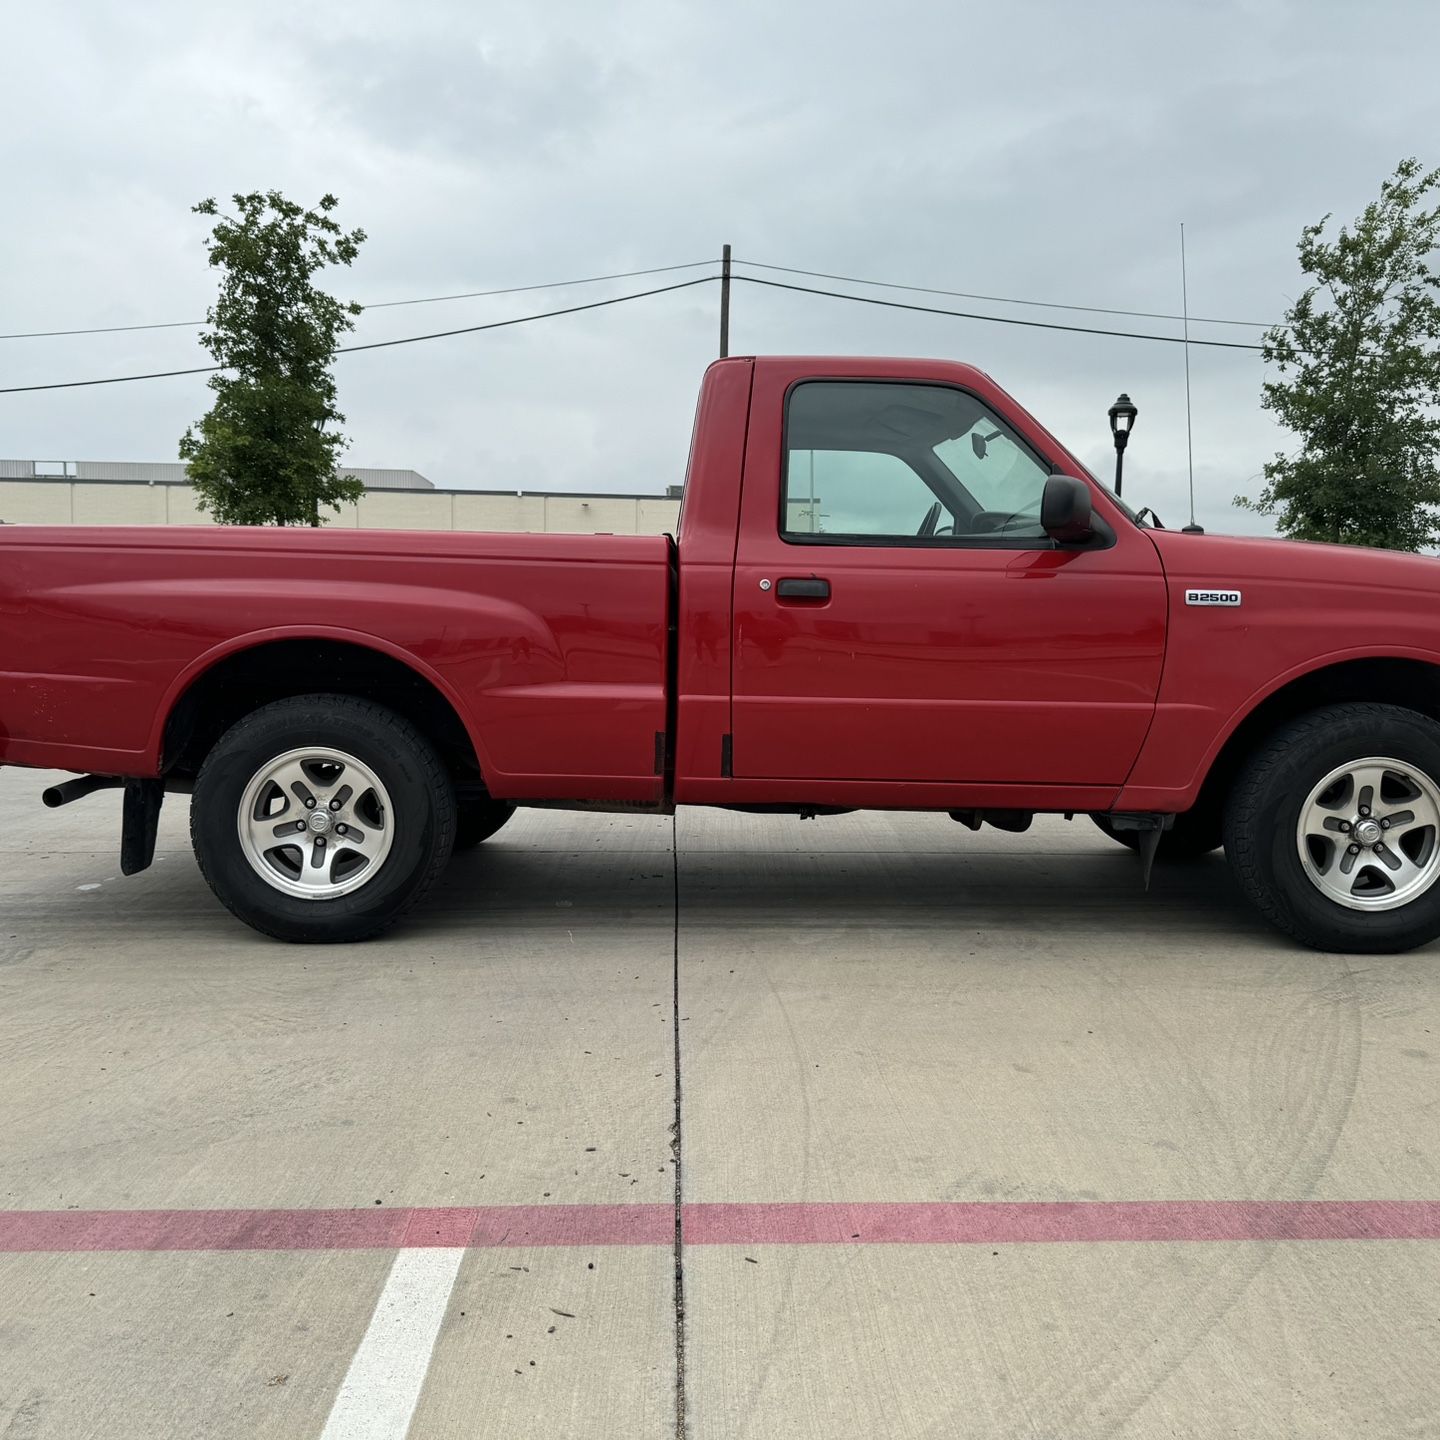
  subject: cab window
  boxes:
[782,380,1053,544]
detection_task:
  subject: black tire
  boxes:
[1091,809,1222,861]
[1224,702,1440,953]
[191,695,456,943]
[454,796,516,851]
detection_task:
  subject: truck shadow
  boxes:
[2,812,1267,953]
[431,838,1270,952]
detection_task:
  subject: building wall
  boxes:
[2,460,435,491]
[0,480,682,535]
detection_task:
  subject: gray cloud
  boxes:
[4,0,1438,537]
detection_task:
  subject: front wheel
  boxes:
[191,695,456,942]
[1225,702,1440,953]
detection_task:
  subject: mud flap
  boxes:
[1107,812,1176,890]
[121,779,165,876]
[1137,824,1164,890]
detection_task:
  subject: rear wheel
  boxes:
[191,695,456,942]
[1224,702,1440,953]
[1091,808,1221,861]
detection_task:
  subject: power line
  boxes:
[2,319,205,341]
[0,267,1283,396]
[731,274,1270,352]
[735,257,1278,331]
[0,261,716,342]
[361,261,714,311]
[337,275,715,354]
[2,252,1284,347]
[0,277,719,395]
[0,361,220,394]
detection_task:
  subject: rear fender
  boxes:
[147,621,521,778]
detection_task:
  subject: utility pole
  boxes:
[719,243,731,359]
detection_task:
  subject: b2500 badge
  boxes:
[1185,589,1242,607]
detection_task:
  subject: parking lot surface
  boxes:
[2,768,1438,1438]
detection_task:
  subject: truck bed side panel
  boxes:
[0,527,670,803]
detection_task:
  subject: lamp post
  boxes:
[1108,392,1137,498]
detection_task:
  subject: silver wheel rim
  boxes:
[1296,755,1440,912]
[236,747,395,900]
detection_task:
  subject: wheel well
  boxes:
[162,639,483,787]
[1192,658,1440,821]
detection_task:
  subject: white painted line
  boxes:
[319,1247,465,1440]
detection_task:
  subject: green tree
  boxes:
[180,191,367,526]
[1238,158,1440,550]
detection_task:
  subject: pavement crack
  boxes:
[670,810,688,1439]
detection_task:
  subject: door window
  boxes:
[782,381,1053,544]
[784,449,940,536]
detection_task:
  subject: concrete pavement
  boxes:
[1,771,676,1438]
[2,768,1438,1437]
[674,810,1440,1437]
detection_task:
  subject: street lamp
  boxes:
[1108,392,1137,498]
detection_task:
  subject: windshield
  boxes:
[1094,474,1148,526]
[1064,453,1152,527]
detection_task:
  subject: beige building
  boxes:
[0,460,683,535]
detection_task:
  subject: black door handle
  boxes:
[776,576,831,600]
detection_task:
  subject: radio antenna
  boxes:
[1179,223,1203,533]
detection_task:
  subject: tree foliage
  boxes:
[1238,158,1440,550]
[180,191,367,526]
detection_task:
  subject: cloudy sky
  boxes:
[4,0,1438,533]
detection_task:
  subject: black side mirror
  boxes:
[1041,475,1094,545]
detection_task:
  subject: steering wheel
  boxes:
[916,501,942,538]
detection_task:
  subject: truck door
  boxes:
[729,372,1167,786]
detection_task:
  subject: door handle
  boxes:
[776,576,831,600]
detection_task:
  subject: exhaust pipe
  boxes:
[42,774,124,808]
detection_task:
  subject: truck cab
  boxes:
[674,357,1162,813]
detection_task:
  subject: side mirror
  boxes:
[1041,474,1094,545]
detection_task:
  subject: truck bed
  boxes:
[0,525,673,803]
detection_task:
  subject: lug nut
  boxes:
[1339,821,1351,832]
[1380,818,1390,829]
[1348,844,1360,854]
[315,837,326,848]
[296,821,306,833]
[304,797,316,809]
[335,824,347,836]
[330,798,342,811]
[1359,806,1370,817]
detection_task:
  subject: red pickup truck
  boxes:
[4,355,1440,953]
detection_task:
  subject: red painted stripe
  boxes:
[683,1200,1440,1244]
[0,1205,670,1253]
[2,1200,1438,1254]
